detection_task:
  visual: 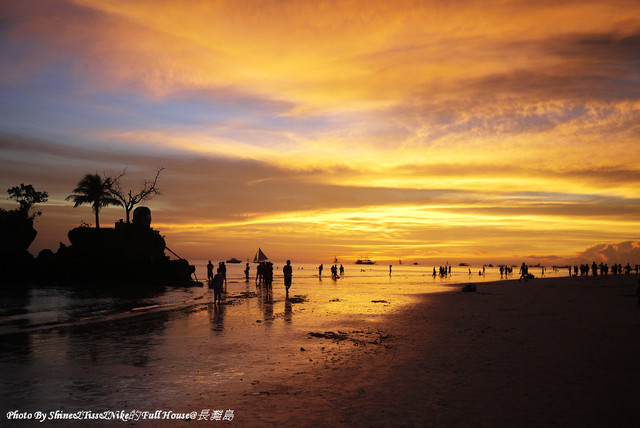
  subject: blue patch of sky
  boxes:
[0,61,338,151]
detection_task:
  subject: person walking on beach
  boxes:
[318,264,323,278]
[264,262,274,288]
[389,265,392,275]
[218,261,227,285]
[283,260,293,295]
[256,262,264,286]
[212,271,224,304]
[339,264,344,276]
[519,262,529,281]
[207,260,214,281]
[244,262,250,282]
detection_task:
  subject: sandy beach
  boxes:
[2,273,639,427]
[184,275,639,427]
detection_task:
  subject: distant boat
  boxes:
[459,263,469,266]
[253,248,268,263]
[355,258,375,265]
[413,262,418,265]
[334,256,338,263]
[226,258,242,264]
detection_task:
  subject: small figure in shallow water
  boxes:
[207,260,214,281]
[218,261,227,285]
[244,262,250,282]
[283,260,293,295]
[212,272,224,304]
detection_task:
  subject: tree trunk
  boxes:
[95,210,100,229]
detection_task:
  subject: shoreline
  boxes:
[184,275,640,426]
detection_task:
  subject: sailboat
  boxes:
[253,248,269,263]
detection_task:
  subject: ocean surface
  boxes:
[0,262,568,335]
[0,261,568,415]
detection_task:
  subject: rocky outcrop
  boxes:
[35,220,196,286]
[0,209,37,281]
[31,207,194,286]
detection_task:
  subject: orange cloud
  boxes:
[2,1,640,263]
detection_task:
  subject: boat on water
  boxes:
[253,248,269,263]
[355,258,375,265]
[226,258,242,263]
[459,263,469,266]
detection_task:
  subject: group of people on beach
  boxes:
[318,263,344,279]
[206,259,294,303]
[206,260,227,303]
[255,260,293,293]
[433,266,452,277]
[574,262,638,277]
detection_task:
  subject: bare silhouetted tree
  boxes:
[109,167,165,224]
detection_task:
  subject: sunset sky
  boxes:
[1,0,639,264]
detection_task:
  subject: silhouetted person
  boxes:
[519,262,529,281]
[318,264,323,277]
[207,260,214,281]
[244,262,250,282]
[256,261,264,285]
[283,260,293,294]
[212,272,224,304]
[264,262,274,288]
[339,264,344,275]
[389,265,392,275]
[591,262,598,277]
[331,264,338,279]
[218,261,227,285]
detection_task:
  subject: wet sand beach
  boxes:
[2,272,639,427]
[191,275,640,427]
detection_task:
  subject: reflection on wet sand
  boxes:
[1,263,567,418]
[208,302,225,333]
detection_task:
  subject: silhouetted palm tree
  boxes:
[66,174,121,229]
